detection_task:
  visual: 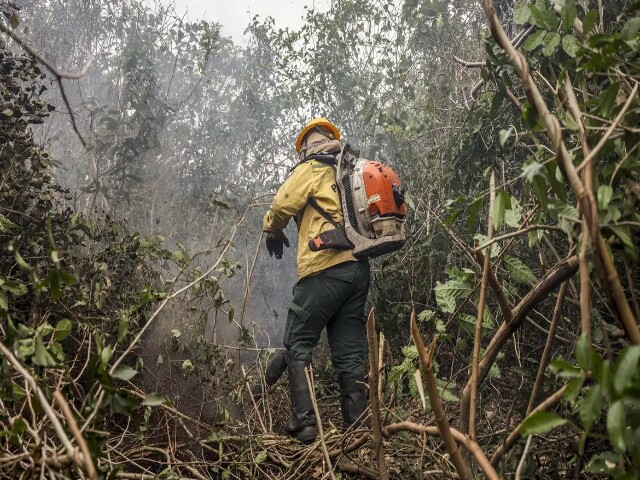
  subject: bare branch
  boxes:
[578,82,639,172]
[453,55,484,68]
[470,171,496,441]
[0,21,93,147]
[367,309,389,480]
[53,391,97,480]
[305,366,336,480]
[410,313,474,480]
[474,225,563,252]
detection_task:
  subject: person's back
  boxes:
[263,119,370,443]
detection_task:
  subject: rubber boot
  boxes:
[285,359,317,444]
[339,374,368,430]
[251,350,287,400]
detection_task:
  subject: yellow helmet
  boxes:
[295,118,341,153]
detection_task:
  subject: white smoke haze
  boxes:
[15,0,305,355]
[168,0,328,41]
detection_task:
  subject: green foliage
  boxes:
[553,341,640,477]
[0,43,233,477]
[519,411,568,436]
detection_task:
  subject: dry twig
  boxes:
[367,309,389,480]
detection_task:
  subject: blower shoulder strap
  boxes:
[307,197,343,230]
[291,152,339,172]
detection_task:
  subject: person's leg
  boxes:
[326,261,370,429]
[282,262,356,441]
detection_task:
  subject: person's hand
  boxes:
[265,232,290,259]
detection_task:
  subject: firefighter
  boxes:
[263,118,369,443]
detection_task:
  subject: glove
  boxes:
[265,232,290,259]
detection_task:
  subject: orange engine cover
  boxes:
[362,161,406,218]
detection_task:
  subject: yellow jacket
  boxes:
[263,159,356,281]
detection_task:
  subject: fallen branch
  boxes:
[53,391,97,480]
[384,421,499,480]
[0,342,81,474]
[305,366,336,480]
[410,313,474,480]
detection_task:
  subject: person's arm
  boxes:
[263,163,315,235]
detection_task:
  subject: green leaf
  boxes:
[435,378,459,402]
[14,251,33,272]
[11,416,27,436]
[613,346,640,395]
[142,392,167,406]
[542,32,561,56]
[228,306,235,324]
[597,83,620,118]
[556,203,579,236]
[0,280,28,296]
[434,280,472,314]
[17,338,34,359]
[39,323,54,337]
[118,313,129,342]
[475,234,501,258]
[576,333,591,370]
[514,3,532,24]
[549,359,581,378]
[112,366,138,381]
[564,377,585,405]
[621,17,640,41]
[490,91,504,120]
[101,345,113,367]
[54,319,72,341]
[499,128,512,147]
[34,334,57,367]
[584,452,621,474]
[607,400,626,452]
[562,35,580,57]
[524,29,547,51]
[583,10,598,34]
[561,0,577,32]
[578,384,602,430]
[609,226,634,249]
[504,197,522,228]
[528,228,544,247]
[519,411,568,435]
[597,185,613,210]
[504,255,537,285]
[493,190,509,230]
[417,310,435,322]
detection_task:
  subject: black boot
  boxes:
[251,350,288,400]
[339,373,368,430]
[285,359,317,444]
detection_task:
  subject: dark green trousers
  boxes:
[284,260,370,378]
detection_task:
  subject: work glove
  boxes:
[265,232,290,259]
